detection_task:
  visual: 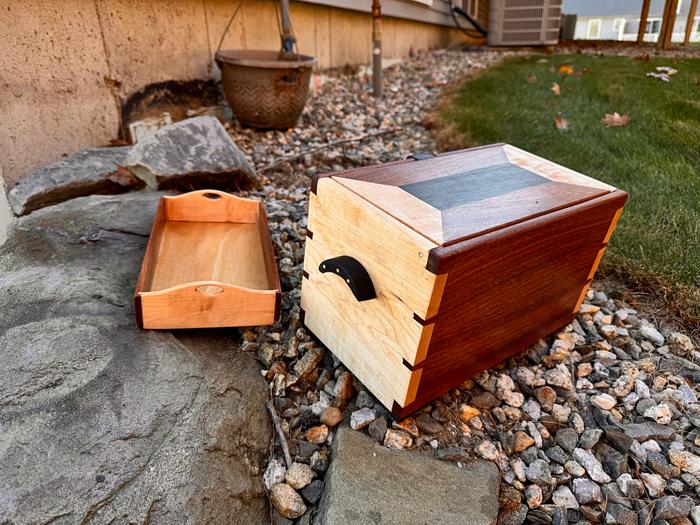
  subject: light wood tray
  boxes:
[134,190,281,329]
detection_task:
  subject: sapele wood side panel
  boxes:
[393,190,627,415]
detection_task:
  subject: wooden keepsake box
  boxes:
[135,189,281,329]
[300,144,627,417]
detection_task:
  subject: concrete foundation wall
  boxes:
[0,0,467,189]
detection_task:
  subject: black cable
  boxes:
[449,1,488,38]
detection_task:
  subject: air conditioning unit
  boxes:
[488,0,562,46]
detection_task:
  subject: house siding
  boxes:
[0,0,475,189]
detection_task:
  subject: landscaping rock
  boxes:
[623,422,675,441]
[670,450,700,476]
[301,480,324,505]
[350,407,377,430]
[573,448,612,483]
[656,496,693,521]
[320,407,343,427]
[271,484,307,519]
[383,429,413,450]
[315,428,499,525]
[368,416,388,442]
[640,472,666,497]
[264,459,287,490]
[525,485,543,509]
[7,146,141,216]
[640,324,665,346]
[125,116,256,191]
[0,193,270,524]
[552,486,578,509]
[573,477,603,504]
[606,502,638,525]
[286,462,315,490]
[415,413,443,434]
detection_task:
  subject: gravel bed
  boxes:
[225,48,700,524]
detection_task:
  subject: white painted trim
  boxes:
[613,17,625,39]
[587,18,601,39]
[298,0,457,27]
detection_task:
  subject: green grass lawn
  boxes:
[440,53,700,324]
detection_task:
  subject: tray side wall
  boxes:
[134,198,167,328]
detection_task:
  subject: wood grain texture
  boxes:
[314,144,612,248]
[300,177,443,407]
[134,190,280,329]
[301,265,422,408]
[139,281,278,329]
[503,145,616,192]
[307,177,441,320]
[334,176,445,245]
[439,181,607,246]
[163,189,259,223]
[393,190,628,415]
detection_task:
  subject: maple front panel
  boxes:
[301,178,444,409]
[393,190,628,416]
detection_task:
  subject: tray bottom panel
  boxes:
[148,221,271,291]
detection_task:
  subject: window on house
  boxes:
[677,0,683,14]
[587,19,601,39]
[645,19,661,33]
[466,0,478,18]
[613,18,626,36]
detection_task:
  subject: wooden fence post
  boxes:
[637,0,652,44]
[658,0,679,49]
[684,0,699,44]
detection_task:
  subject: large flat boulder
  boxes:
[7,146,142,216]
[314,427,500,525]
[125,116,257,191]
[0,193,271,524]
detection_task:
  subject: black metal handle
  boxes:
[319,256,376,302]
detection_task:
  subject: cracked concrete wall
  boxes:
[0,0,466,190]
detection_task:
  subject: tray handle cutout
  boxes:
[319,256,376,302]
[163,189,260,223]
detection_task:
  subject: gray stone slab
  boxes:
[7,146,140,216]
[125,116,257,191]
[0,192,270,524]
[0,173,13,246]
[314,427,499,525]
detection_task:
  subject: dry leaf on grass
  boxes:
[527,74,538,83]
[551,82,560,96]
[559,63,574,75]
[602,112,631,127]
[555,115,570,130]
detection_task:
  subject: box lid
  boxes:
[326,144,616,247]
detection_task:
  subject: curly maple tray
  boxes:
[135,190,281,329]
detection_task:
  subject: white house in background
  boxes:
[562,0,700,42]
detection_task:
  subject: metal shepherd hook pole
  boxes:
[372,0,382,98]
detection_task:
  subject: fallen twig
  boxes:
[266,399,293,469]
[260,127,399,173]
